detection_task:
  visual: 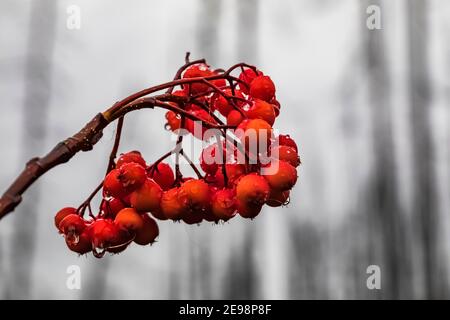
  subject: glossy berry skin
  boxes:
[277,134,298,152]
[185,109,217,139]
[101,198,125,219]
[246,99,276,126]
[200,144,219,175]
[115,208,144,232]
[182,64,213,95]
[165,111,181,132]
[236,174,270,208]
[178,179,211,211]
[116,151,146,169]
[117,162,147,192]
[91,219,126,249]
[239,68,263,94]
[182,211,204,225]
[237,119,273,152]
[59,214,87,235]
[130,178,162,212]
[211,76,227,89]
[65,229,92,255]
[149,207,168,221]
[212,164,246,188]
[55,207,77,230]
[227,110,245,127]
[134,213,159,245]
[271,145,301,167]
[211,89,244,116]
[266,190,290,207]
[225,164,246,185]
[211,189,236,220]
[262,160,298,191]
[271,99,281,117]
[160,187,185,220]
[103,169,128,198]
[106,238,132,254]
[237,200,262,219]
[148,162,175,191]
[249,75,276,102]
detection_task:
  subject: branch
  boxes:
[0,113,108,219]
[0,57,258,220]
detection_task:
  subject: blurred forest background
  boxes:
[0,0,449,299]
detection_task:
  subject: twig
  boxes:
[0,56,259,220]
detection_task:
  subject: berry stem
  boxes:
[174,116,185,184]
[179,149,204,179]
[77,180,104,217]
[221,132,229,187]
[107,116,125,173]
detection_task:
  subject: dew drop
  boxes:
[65,232,80,245]
[92,246,106,259]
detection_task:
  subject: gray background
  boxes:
[0,0,449,299]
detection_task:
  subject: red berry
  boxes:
[149,207,168,221]
[101,198,125,219]
[173,89,187,97]
[103,169,128,198]
[277,134,298,152]
[148,162,175,191]
[178,179,211,212]
[262,160,298,191]
[271,99,281,117]
[203,209,221,223]
[65,229,92,255]
[225,164,246,185]
[211,89,244,116]
[165,111,181,132]
[114,208,144,232]
[200,144,219,175]
[91,219,126,250]
[237,200,262,219]
[59,214,87,235]
[239,68,263,94]
[117,163,147,192]
[185,109,217,139]
[236,173,270,208]
[116,151,146,169]
[55,207,77,230]
[181,211,204,225]
[182,64,213,95]
[130,178,162,212]
[106,237,132,254]
[121,193,132,206]
[134,213,159,245]
[266,190,290,207]
[211,69,227,89]
[271,145,300,167]
[249,75,276,102]
[237,119,273,153]
[213,163,246,188]
[227,110,245,127]
[246,99,276,126]
[105,222,135,254]
[160,187,185,220]
[211,189,236,220]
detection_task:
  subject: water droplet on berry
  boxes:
[92,246,106,259]
[164,124,171,131]
[65,232,80,245]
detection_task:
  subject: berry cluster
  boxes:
[54,61,300,258]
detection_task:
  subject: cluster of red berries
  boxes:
[54,62,300,258]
